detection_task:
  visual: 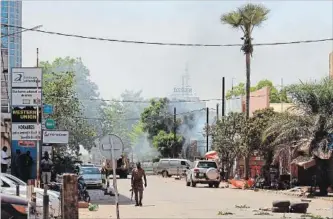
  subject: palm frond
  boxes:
[237,3,270,27]
[220,11,243,29]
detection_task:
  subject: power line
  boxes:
[2,24,332,47]
[70,108,206,121]
[45,94,268,103]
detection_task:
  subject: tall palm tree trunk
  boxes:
[244,52,251,179]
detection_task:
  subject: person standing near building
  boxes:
[41,152,53,186]
[13,149,21,177]
[1,146,11,173]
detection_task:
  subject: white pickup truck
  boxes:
[185,160,220,188]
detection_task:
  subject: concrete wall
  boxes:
[242,87,270,116]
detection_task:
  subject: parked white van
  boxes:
[156,158,192,177]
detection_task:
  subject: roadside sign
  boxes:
[12,124,41,140]
[45,119,56,129]
[11,68,42,88]
[12,88,42,106]
[11,106,42,123]
[43,131,69,144]
[43,104,53,114]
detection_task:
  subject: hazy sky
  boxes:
[22,1,333,104]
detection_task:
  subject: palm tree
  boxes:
[221,3,270,179]
[263,78,333,195]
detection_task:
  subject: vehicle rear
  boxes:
[186,160,220,188]
[80,166,103,189]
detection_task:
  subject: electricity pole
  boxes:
[173,107,176,158]
[206,107,209,153]
[222,77,225,117]
[216,104,219,121]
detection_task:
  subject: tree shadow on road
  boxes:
[88,190,134,205]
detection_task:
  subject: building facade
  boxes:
[1,0,23,113]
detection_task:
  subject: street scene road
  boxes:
[80,176,333,219]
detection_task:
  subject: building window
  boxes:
[9,49,15,56]
[9,43,15,50]
[1,11,8,18]
[10,59,15,68]
[9,1,15,7]
[9,37,14,42]
[1,18,8,24]
[1,1,8,7]
[10,7,14,13]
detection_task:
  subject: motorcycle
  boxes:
[78,175,91,202]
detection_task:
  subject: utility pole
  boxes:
[216,104,219,121]
[281,78,284,112]
[173,107,176,158]
[222,77,225,117]
[206,107,209,153]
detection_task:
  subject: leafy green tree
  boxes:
[140,98,175,139]
[140,98,186,157]
[221,3,270,121]
[240,108,276,177]
[226,79,288,103]
[211,112,244,178]
[263,77,333,195]
[40,57,104,138]
[152,130,183,158]
[42,71,96,153]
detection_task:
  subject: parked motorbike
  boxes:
[78,175,90,202]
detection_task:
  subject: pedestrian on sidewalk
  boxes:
[1,146,11,173]
[41,151,53,187]
[131,162,147,207]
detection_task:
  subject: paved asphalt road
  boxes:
[79,175,333,218]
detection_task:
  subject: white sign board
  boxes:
[99,134,124,159]
[12,123,41,140]
[43,131,69,144]
[12,88,42,106]
[11,68,42,88]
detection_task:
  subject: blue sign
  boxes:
[43,104,53,114]
[11,140,37,180]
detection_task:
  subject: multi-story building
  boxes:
[1,1,22,158]
[1,0,23,114]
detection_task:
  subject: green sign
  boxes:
[45,119,56,129]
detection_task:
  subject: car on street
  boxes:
[1,193,30,219]
[185,160,220,188]
[0,173,60,218]
[156,158,192,177]
[80,166,103,189]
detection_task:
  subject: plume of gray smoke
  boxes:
[132,133,160,162]
[168,101,206,157]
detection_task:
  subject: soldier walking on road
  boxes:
[131,162,147,207]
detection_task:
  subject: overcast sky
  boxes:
[22,1,333,103]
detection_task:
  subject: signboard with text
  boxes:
[12,124,41,140]
[12,106,42,123]
[11,68,43,88]
[12,88,42,106]
[10,67,43,179]
[43,131,69,144]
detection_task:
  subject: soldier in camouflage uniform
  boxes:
[131,162,147,206]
